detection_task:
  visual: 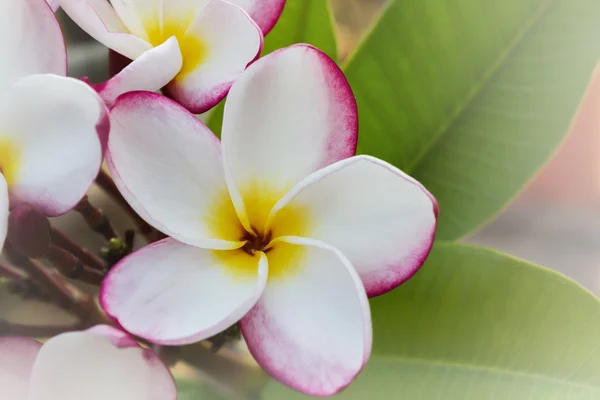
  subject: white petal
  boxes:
[164,0,263,113]
[94,37,182,106]
[222,45,357,227]
[0,0,65,93]
[59,0,151,60]
[240,237,371,396]
[0,175,8,250]
[101,238,268,345]
[107,92,244,249]
[46,0,60,11]
[28,326,176,400]
[0,75,108,217]
[269,156,438,297]
[227,0,286,34]
[0,337,42,400]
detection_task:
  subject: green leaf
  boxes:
[344,0,600,240]
[206,0,337,135]
[263,243,600,399]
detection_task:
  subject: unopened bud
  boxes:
[7,205,51,258]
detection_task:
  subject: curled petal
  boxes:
[0,336,42,400]
[0,75,109,217]
[59,0,151,60]
[164,0,263,113]
[28,325,176,400]
[228,0,286,34]
[101,238,268,345]
[93,37,183,106]
[270,156,438,296]
[241,237,371,396]
[108,92,243,249]
[0,0,65,92]
[222,44,357,228]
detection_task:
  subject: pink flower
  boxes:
[0,0,109,249]
[0,325,176,400]
[101,44,438,396]
[59,0,286,112]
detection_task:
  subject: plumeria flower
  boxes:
[0,0,109,248]
[102,45,437,395]
[0,325,176,400]
[59,0,286,112]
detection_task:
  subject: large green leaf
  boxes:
[206,0,337,135]
[345,0,600,240]
[264,243,600,399]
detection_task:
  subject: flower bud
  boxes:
[7,205,51,258]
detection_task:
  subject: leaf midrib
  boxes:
[372,354,600,391]
[364,0,553,174]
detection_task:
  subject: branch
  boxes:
[74,196,118,241]
[47,245,105,286]
[50,228,107,272]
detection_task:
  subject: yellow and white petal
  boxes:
[227,0,286,34]
[0,0,65,93]
[101,238,268,345]
[28,326,176,400]
[0,75,108,217]
[269,156,438,297]
[163,0,263,113]
[241,237,371,396]
[108,92,244,249]
[221,45,357,229]
[59,0,151,60]
[94,37,182,106]
[0,336,42,400]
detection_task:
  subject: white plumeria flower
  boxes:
[0,0,109,248]
[101,44,438,395]
[0,325,176,400]
[59,0,286,112]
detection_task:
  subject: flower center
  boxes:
[144,18,208,81]
[241,228,272,255]
[0,138,21,186]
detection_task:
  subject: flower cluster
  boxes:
[0,0,437,398]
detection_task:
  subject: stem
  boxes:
[74,196,118,241]
[4,244,95,321]
[46,245,105,286]
[95,170,154,238]
[0,320,84,337]
[50,228,107,272]
[0,261,28,280]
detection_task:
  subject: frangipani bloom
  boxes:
[59,0,285,112]
[0,0,108,247]
[0,325,176,400]
[102,45,437,395]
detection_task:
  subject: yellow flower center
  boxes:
[0,138,21,186]
[144,18,208,81]
[207,184,311,281]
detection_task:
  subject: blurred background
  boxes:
[55,0,600,296]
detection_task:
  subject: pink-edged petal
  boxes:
[164,0,263,113]
[59,0,151,60]
[92,37,182,106]
[46,0,60,11]
[270,155,438,297]
[108,92,243,249]
[0,175,8,250]
[228,0,286,34]
[28,326,176,400]
[0,0,65,92]
[241,236,371,396]
[101,238,268,345]
[221,44,357,226]
[0,75,108,217]
[0,337,42,400]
